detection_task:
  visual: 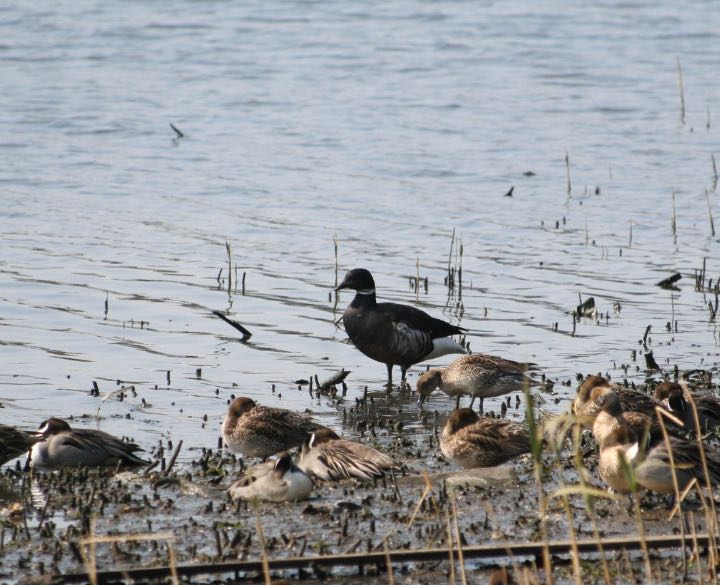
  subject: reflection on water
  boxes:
[0,0,719,466]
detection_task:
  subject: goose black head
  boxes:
[336,268,376,293]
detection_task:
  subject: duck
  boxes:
[417,353,536,412]
[0,425,39,466]
[585,383,680,446]
[222,397,324,459]
[653,381,720,434]
[227,453,313,502]
[299,427,397,480]
[335,268,467,384]
[594,389,720,494]
[440,408,531,468]
[573,375,660,426]
[30,418,149,469]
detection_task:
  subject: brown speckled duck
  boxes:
[417,353,536,412]
[222,397,324,459]
[440,408,531,468]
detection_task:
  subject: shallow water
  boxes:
[1,1,719,466]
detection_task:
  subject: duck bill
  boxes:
[335,279,349,292]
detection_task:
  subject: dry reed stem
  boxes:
[677,58,686,125]
[333,233,338,288]
[95,385,135,420]
[706,188,716,237]
[256,515,272,585]
[683,388,719,581]
[450,490,467,585]
[225,240,232,296]
[406,472,439,528]
[383,537,395,585]
[672,191,678,243]
[445,507,456,585]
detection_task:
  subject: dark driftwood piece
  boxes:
[212,311,252,341]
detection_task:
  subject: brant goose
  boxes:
[299,427,397,480]
[416,353,536,412]
[0,425,39,466]
[336,268,466,383]
[439,408,531,468]
[222,397,325,459]
[31,418,148,468]
[654,381,720,434]
[227,453,313,502]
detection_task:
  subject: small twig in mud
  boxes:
[677,59,686,126]
[212,310,252,341]
[628,220,633,247]
[712,154,718,191]
[169,123,184,138]
[707,106,712,131]
[705,188,715,237]
[104,292,108,320]
[163,440,183,476]
[504,186,514,197]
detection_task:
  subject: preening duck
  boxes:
[227,453,313,502]
[654,381,720,435]
[336,268,467,384]
[299,427,397,480]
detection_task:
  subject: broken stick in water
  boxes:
[212,310,252,341]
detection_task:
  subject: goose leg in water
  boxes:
[469,396,475,409]
[478,397,484,414]
[400,365,408,381]
[385,363,393,385]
